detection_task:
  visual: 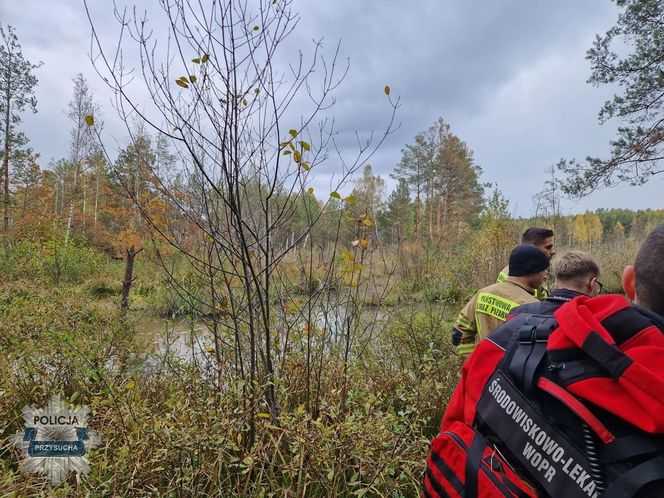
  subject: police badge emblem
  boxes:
[11,395,101,485]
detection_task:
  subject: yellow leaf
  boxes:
[358,239,368,250]
[257,412,271,419]
[300,141,311,151]
[330,191,341,199]
[293,150,301,163]
[253,25,260,31]
[362,219,373,227]
[192,57,201,64]
[126,380,136,390]
[300,162,310,170]
[176,79,189,89]
[289,129,298,138]
[201,53,209,63]
[189,75,197,83]
[243,98,248,106]
[340,249,354,261]
[307,187,314,195]
[343,194,357,203]
[84,115,94,126]
[384,85,391,95]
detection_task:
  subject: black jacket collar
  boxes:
[546,288,587,303]
[632,302,664,331]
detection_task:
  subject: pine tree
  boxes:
[392,118,484,241]
[561,0,664,195]
[383,177,414,244]
[0,24,41,240]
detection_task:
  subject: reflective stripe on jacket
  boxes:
[454,277,538,356]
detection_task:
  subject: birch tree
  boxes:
[63,73,100,246]
[85,0,398,447]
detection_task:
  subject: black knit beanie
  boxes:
[508,244,550,277]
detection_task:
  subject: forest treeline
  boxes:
[2,27,662,266]
[3,77,663,261]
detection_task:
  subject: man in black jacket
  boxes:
[510,250,602,318]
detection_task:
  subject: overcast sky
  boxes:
[2,0,663,217]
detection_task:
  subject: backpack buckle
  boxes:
[518,327,536,344]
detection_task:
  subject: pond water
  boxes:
[133,301,450,362]
[134,316,210,362]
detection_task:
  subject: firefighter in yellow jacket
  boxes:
[496,227,556,301]
[453,244,549,357]
[496,227,555,300]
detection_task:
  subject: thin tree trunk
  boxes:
[436,172,443,235]
[94,171,99,225]
[428,177,433,240]
[22,183,28,214]
[82,180,87,230]
[54,179,58,216]
[443,183,451,230]
[414,162,421,238]
[120,245,142,314]
[64,162,80,247]
[3,132,9,239]
[3,74,11,240]
[415,196,422,240]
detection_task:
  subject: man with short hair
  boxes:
[453,244,548,357]
[623,224,664,318]
[510,250,602,316]
[497,226,556,299]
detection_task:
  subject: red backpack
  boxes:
[424,295,664,498]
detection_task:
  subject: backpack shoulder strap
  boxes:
[506,314,558,396]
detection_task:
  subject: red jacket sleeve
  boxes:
[440,338,506,431]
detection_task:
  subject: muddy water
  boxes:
[134,317,211,362]
[134,303,369,360]
[134,302,449,361]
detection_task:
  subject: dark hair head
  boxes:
[634,223,664,316]
[522,227,554,245]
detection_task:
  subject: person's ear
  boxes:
[622,265,637,301]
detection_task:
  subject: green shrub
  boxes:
[86,279,122,298]
[0,237,107,284]
[0,276,463,496]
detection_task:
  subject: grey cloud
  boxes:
[3,0,662,216]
